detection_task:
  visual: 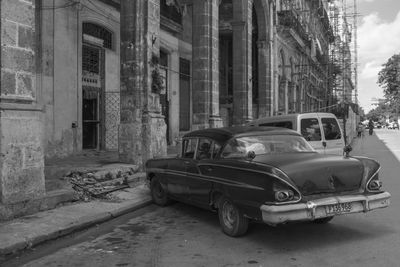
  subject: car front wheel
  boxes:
[150,177,170,206]
[218,197,249,237]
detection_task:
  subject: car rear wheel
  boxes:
[218,197,248,237]
[313,216,334,224]
[150,177,170,206]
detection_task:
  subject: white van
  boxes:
[247,113,345,155]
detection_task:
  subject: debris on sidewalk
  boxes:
[63,166,142,201]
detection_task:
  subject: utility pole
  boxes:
[353,0,358,106]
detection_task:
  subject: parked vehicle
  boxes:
[388,121,399,130]
[146,126,391,237]
[247,113,345,155]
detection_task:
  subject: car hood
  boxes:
[254,153,364,196]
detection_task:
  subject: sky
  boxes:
[357,0,400,112]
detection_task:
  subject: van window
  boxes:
[259,121,293,129]
[301,118,322,141]
[322,118,342,140]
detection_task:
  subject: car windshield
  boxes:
[221,135,315,158]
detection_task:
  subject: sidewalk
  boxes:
[0,180,152,258]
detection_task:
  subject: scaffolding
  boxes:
[328,0,358,108]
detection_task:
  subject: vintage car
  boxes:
[145,126,391,237]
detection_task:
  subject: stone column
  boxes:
[0,0,45,218]
[257,40,272,117]
[284,79,289,114]
[192,0,222,130]
[232,0,253,125]
[119,0,167,169]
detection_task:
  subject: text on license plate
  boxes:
[325,202,352,215]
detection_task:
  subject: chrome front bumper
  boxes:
[260,191,391,225]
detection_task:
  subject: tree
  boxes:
[367,102,388,122]
[377,54,400,115]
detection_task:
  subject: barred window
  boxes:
[82,46,100,74]
[83,22,113,49]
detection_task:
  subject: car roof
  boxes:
[183,126,301,144]
[248,112,337,123]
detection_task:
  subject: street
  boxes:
[3,129,400,267]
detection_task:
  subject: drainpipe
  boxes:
[270,0,277,116]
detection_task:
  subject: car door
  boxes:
[165,138,197,200]
[320,117,345,155]
[300,117,325,153]
[185,138,215,207]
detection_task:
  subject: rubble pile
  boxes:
[64,167,139,201]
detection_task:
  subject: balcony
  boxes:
[277,10,311,48]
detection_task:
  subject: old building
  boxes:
[1,0,344,218]
[276,0,334,114]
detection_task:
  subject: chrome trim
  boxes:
[146,167,264,190]
[352,156,381,193]
[366,166,381,193]
[198,162,303,204]
[260,191,391,225]
[357,156,381,193]
[146,168,187,178]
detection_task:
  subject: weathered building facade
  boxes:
[1,0,344,218]
[0,0,46,218]
[276,0,334,115]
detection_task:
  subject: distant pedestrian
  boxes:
[357,122,365,138]
[368,119,374,135]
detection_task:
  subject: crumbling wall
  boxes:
[0,0,45,214]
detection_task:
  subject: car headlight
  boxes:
[367,179,382,191]
[263,165,301,203]
[273,180,299,203]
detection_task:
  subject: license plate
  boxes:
[325,202,352,215]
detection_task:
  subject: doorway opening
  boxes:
[82,44,104,149]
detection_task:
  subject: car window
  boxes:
[221,135,314,158]
[321,118,342,140]
[182,138,197,159]
[259,121,293,129]
[196,138,212,160]
[211,142,222,159]
[301,118,322,141]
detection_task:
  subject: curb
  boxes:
[0,196,152,257]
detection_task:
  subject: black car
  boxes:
[146,126,390,237]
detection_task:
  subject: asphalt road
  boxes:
[5,129,400,267]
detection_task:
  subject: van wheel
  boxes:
[218,197,248,237]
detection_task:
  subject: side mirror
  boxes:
[247,151,256,161]
[343,145,352,158]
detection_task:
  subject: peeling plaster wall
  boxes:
[0,111,45,204]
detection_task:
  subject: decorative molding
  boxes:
[160,16,183,34]
[231,21,246,27]
[0,102,44,111]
